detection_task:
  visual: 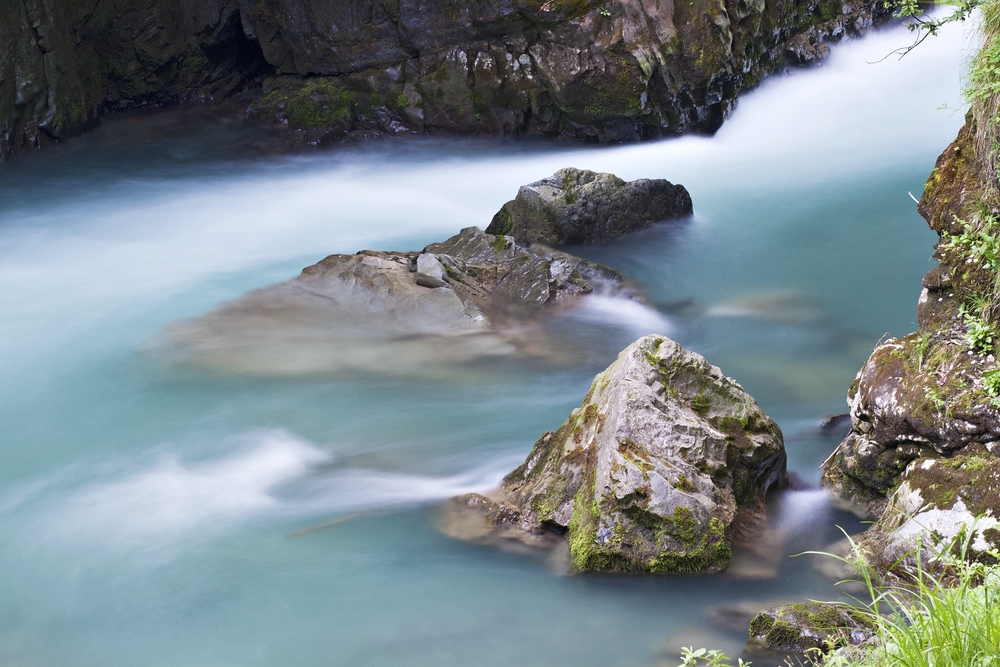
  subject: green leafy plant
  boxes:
[968,315,995,352]
[941,212,1000,275]
[676,647,750,667]
[879,0,984,58]
[923,385,947,413]
[914,331,932,371]
[984,367,1000,395]
[957,300,998,353]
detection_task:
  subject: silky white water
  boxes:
[0,19,971,667]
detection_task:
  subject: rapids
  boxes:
[0,17,973,667]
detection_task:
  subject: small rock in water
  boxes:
[705,290,823,323]
[705,598,795,635]
[443,334,787,573]
[746,602,877,658]
[819,413,851,432]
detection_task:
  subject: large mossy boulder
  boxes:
[163,226,632,375]
[485,168,692,245]
[855,454,1000,573]
[820,332,1000,515]
[445,334,787,573]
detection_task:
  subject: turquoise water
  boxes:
[0,20,971,667]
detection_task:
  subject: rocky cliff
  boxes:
[821,111,1000,569]
[2,0,887,158]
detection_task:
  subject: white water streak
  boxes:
[2,430,514,559]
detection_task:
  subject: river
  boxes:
[0,18,971,667]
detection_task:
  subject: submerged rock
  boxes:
[746,602,876,657]
[444,334,786,573]
[485,168,692,245]
[163,226,635,375]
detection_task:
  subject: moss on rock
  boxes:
[447,334,786,573]
[747,602,877,657]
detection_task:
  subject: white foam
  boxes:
[775,489,832,534]
[569,295,675,338]
[0,18,971,398]
[291,455,523,516]
[45,431,328,547]
[4,430,517,558]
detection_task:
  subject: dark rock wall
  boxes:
[1,0,266,158]
[1,0,886,157]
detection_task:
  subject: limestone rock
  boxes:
[485,168,692,246]
[162,226,634,375]
[445,334,787,573]
[747,602,876,657]
[853,455,1000,575]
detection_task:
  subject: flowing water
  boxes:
[0,19,974,667]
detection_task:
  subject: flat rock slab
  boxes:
[160,226,639,376]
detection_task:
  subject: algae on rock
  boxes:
[444,334,787,573]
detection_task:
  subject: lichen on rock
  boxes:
[485,167,692,245]
[854,454,1000,575]
[443,334,787,573]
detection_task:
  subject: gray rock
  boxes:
[162,226,634,375]
[747,602,877,657]
[414,253,447,288]
[850,456,1000,577]
[444,334,787,573]
[486,168,692,245]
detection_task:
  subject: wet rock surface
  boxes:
[747,602,876,657]
[856,454,1000,574]
[2,0,889,157]
[443,334,787,573]
[821,117,1000,572]
[163,226,634,375]
[485,168,692,245]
